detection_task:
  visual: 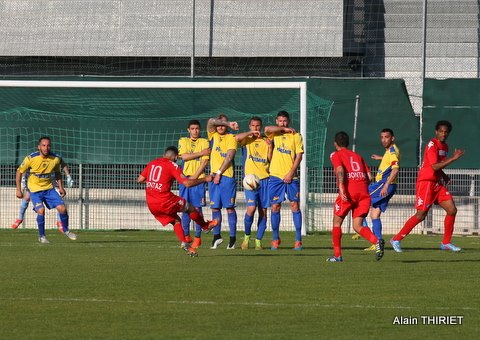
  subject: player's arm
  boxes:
[235,130,260,143]
[431,149,465,172]
[60,159,74,188]
[265,138,273,162]
[213,149,236,184]
[190,158,209,179]
[182,175,213,188]
[371,154,382,161]
[137,174,146,183]
[207,117,239,133]
[179,148,211,161]
[335,165,348,201]
[264,125,296,137]
[55,170,66,197]
[284,152,303,183]
[380,167,399,197]
[15,169,24,199]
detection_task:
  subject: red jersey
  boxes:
[330,148,369,192]
[140,158,186,206]
[417,138,448,182]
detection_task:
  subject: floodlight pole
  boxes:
[191,0,196,78]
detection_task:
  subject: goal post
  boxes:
[0,79,331,234]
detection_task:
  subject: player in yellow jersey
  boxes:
[178,119,211,249]
[361,128,400,251]
[235,116,273,250]
[207,114,239,249]
[265,111,304,250]
[15,136,77,244]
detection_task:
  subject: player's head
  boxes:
[164,146,179,161]
[216,113,228,135]
[435,120,452,143]
[37,136,51,157]
[276,111,290,127]
[380,128,395,148]
[187,119,201,139]
[249,116,262,132]
[334,131,349,148]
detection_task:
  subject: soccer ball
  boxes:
[243,174,260,191]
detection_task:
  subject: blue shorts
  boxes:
[30,188,65,212]
[209,176,237,209]
[269,176,300,204]
[245,177,270,209]
[369,181,397,213]
[179,182,206,207]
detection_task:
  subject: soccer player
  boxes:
[178,119,211,249]
[137,146,218,257]
[206,114,239,249]
[327,131,385,262]
[390,120,465,252]
[11,159,75,231]
[363,128,400,251]
[15,136,77,244]
[235,116,272,250]
[264,111,304,250]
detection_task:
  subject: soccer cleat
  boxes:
[241,235,250,250]
[375,239,385,261]
[184,235,193,244]
[57,221,64,233]
[64,231,78,241]
[440,243,461,252]
[191,237,202,249]
[390,239,403,253]
[183,245,198,257]
[203,219,219,234]
[294,241,302,250]
[38,236,50,244]
[364,244,376,251]
[210,235,223,249]
[326,256,343,262]
[270,238,281,250]
[255,239,263,250]
[227,236,236,250]
[351,233,361,240]
[11,219,23,229]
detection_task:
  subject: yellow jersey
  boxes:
[268,132,304,179]
[240,136,270,180]
[18,152,62,192]
[178,137,209,178]
[208,130,237,178]
[375,144,400,183]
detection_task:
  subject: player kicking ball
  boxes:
[137,146,218,257]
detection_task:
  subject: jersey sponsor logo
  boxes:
[215,146,227,158]
[248,155,268,163]
[439,150,447,156]
[276,147,292,155]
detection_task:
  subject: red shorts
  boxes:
[147,193,187,226]
[415,181,452,211]
[334,191,371,218]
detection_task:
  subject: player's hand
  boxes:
[66,175,74,188]
[453,149,465,160]
[58,188,66,197]
[264,138,272,147]
[249,131,261,138]
[229,121,239,131]
[200,148,211,156]
[371,154,382,160]
[16,188,23,199]
[380,185,388,197]
[204,175,213,182]
[283,127,296,134]
[213,173,221,184]
[283,173,294,184]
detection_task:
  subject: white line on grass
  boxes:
[1,297,476,311]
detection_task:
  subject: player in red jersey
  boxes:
[390,121,465,252]
[137,146,218,257]
[327,131,385,262]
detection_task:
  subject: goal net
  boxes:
[0,79,332,233]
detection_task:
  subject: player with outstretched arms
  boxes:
[137,146,218,257]
[264,111,304,250]
[178,119,211,249]
[327,131,385,262]
[390,120,465,252]
[235,116,272,250]
[206,114,239,249]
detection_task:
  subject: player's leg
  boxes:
[438,197,460,251]
[46,188,77,240]
[327,212,345,262]
[269,176,285,250]
[218,176,237,249]
[12,190,31,229]
[242,204,256,250]
[172,214,198,257]
[287,179,302,250]
[208,181,223,249]
[179,183,192,241]
[255,178,269,250]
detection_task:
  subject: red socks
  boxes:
[443,215,455,244]
[359,227,378,244]
[332,226,342,257]
[173,222,186,242]
[189,210,207,229]
[393,216,421,241]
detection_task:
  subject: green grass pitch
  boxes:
[1,230,479,339]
